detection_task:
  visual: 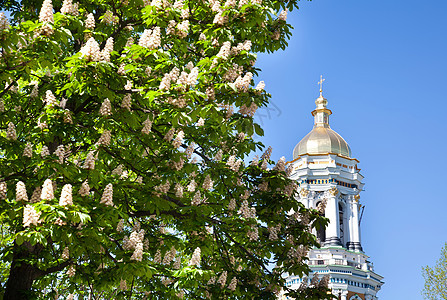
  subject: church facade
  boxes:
[285,79,384,299]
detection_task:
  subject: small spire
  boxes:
[317,75,325,97]
[312,75,331,127]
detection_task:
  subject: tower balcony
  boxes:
[307,258,374,272]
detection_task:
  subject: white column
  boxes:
[341,291,348,300]
[348,194,363,251]
[299,188,310,208]
[324,187,341,246]
[342,202,349,246]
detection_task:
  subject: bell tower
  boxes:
[285,77,384,299]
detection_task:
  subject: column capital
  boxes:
[328,187,339,196]
[299,188,310,198]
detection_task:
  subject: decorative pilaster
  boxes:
[299,188,310,208]
[346,194,363,252]
[324,187,342,246]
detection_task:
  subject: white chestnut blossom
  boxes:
[141,116,153,134]
[85,13,95,29]
[112,164,124,176]
[97,130,111,146]
[30,82,39,98]
[67,265,75,277]
[153,249,162,264]
[130,242,144,261]
[228,198,236,211]
[155,181,170,194]
[0,12,10,31]
[189,247,201,266]
[121,94,132,111]
[234,72,253,92]
[208,276,216,285]
[116,219,124,232]
[83,151,96,169]
[239,102,258,117]
[197,118,204,127]
[187,179,197,192]
[100,183,113,206]
[100,37,114,62]
[39,0,54,23]
[238,0,249,8]
[217,41,231,59]
[217,271,227,288]
[78,180,90,196]
[316,198,327,214]
[255,81,265,93]
[0,182,6,200]
[99,98,112,116]
[238,200,256,219]
[175,183,184,198]
[278,9,287,21]
[23,142,33,158]
[16,181,28,202]
[63,110,73,124]
[214,149,223,161]
[187,67,199,86]
[247,225,259,241]
[273,156,286,172]
[6,122,17,140]
[172,130,184,148]
[202,175,214,190]
[166,20,176,35]
[41,179,54,200]
[80,37,101,61]
[139,27,161,49]
[191,190,203,206]
[59,184,73,206]
[268,224,281,241]
[120,279,128,290]
[44,90,58,107]
[164,128,175,142]
[101,10,117,24]
[163,246,176,265]
[23,205,41,227]
[62,247,69,260]
[61,0,77,15]
[228,277,238,291]
[176,20,189,38]
[54,145,65,164]
[213,9,227,25]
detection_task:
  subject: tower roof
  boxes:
[293,77,351,159]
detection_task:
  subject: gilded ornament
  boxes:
[328,187,338,196]
[299,188,309,198]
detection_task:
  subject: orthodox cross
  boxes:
[318,75,325,96]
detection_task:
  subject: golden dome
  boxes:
[293,86,351,159]
[293,126,351,159]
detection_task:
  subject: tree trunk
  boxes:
[3,243,38,300]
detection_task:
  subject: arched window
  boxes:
[315,201,326,245]
[339,203,344,246]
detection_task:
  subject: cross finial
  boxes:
[318,75,325,97]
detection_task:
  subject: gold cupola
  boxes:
[292,76,351,160]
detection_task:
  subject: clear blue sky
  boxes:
[255,0,447,299]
